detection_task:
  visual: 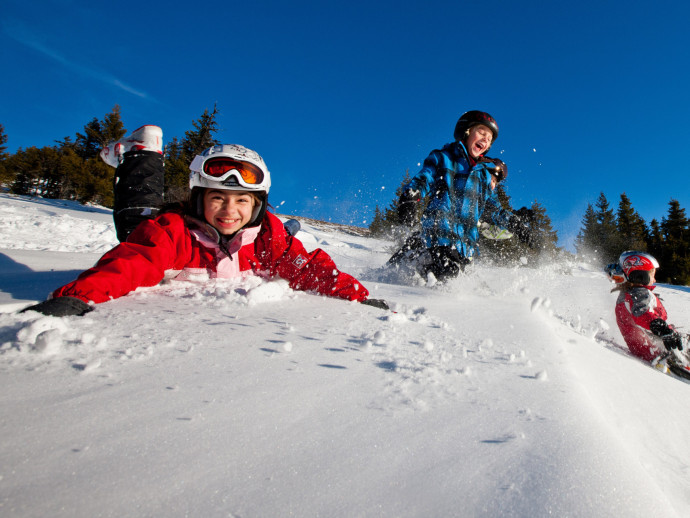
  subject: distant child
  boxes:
[388,110,536,282]
[22,126,388,316]
[613,251,685,364]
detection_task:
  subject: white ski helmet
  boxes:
[189,144,271,193]
[188,144,271,227]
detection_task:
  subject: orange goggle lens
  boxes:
[202,158,264,184]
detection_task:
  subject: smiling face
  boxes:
[464,124,494,158]
[203,189,256,235]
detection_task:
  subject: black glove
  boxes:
[397,190,419,227]
[650,318,683,351]
[20,296,93,317]
[361,298,390,311]
[506,208,537,248]
[662,333,683,351]
[476,157,508,182]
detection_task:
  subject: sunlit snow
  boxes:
[1,193,690,517]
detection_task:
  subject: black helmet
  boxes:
[454,111,499,143]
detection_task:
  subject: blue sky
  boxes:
[2,0,689,250]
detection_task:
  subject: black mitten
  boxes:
[662,333,683,351]
[361,298,390,311]
[650,318,683,351]
[21,297,93,317]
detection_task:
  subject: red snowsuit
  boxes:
[614,285,669,362]
[53,211,369,305]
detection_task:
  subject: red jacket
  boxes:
[53,211,369,304]
[614,285,668,362]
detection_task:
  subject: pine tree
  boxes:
[616,193,648,253]
[574,193,618,264]
[368,205,386,236]
[530,200,559,254]
[575,193,622,264]
[74,106,126,160]
[646,219,663,260]
[0,124,7,159]
[0,124,10,186]
[574,203,598,257]
[164,106,221,201]
[182,105,220,159]
[74,118,105,159]
[367,169,414,239]
[8,146,60,197]
[101,105,126,145]
[163,136,188,202]
[493,183,512,211]
[8,147,40,195]
[594,192,618,263]
[661,199,688,242]
[384,170,413,226]
[658,199,690,285]
[7,107,123,204]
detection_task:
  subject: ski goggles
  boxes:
[201,158,265,186]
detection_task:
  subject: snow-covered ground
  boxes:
[1,192,689,518]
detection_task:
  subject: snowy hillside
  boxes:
[1,192,690,518]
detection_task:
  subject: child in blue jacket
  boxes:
[388,110,535,282]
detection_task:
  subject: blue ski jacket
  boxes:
[404,142,512,259]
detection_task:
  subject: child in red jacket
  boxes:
[613,251,685,364]
[23,126,388,316]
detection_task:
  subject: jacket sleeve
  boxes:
[405,152,441,198]
[625,287,668,330]
[52,213,194,304]
[255,214,369,302]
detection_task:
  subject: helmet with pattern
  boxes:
[618,251,659,285]
[188,144,271,228]
[454,110,499,144]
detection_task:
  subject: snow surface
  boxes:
[1,192,690,517]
